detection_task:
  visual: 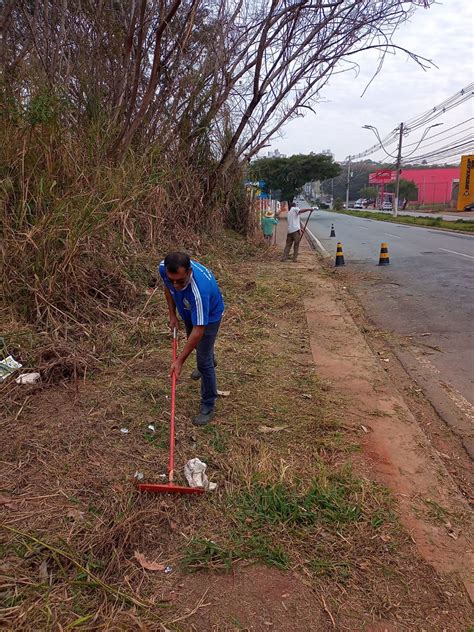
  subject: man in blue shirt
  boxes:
[159,252,225,426]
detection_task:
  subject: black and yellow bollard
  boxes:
[335,242,345,266]
[378,242,390,266]
[330,224,336,237]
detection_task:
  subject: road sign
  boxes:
[369,170,396,184]
[245,180,266,188]
[457,155,474,211]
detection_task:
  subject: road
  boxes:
[305,209,474,456]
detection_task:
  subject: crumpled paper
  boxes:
[184,458,217,491]
[15,372,41,385]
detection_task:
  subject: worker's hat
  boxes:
[264,210,274,217]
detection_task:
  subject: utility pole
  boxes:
[345,157,351,210]
[393,122,404,217]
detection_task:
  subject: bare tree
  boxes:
[2,0,434,206]
[209,1,433,181]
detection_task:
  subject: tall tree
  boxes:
[386,179,419,201]
[359,186,378,199]
[249,154,340,204]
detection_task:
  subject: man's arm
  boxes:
[170,325,204,378]
[164,286,179,331]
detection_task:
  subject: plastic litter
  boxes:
[134,471,144,481]
[258,425,287,434]
[120,428,129,434]
[0,356,22,382]
[164,566,173,574]
[147,424,155,432]
[184,458,217,491]
[15,372,41,385]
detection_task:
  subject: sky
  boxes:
[267,1,474,163]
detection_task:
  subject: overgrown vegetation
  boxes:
[334,208,474,232]
[2,0,435,343]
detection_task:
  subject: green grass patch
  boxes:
[333,209,474,232]
[233,470,363,528]
[234,481,359,526]
[182,535,290,573]
[235,535,290,569]
[181,468,372,572]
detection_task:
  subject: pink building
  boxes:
[369,167,460,204]
[400,168,459,204]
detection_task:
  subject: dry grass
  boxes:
[0,234,471,629]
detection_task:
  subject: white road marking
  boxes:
[384,232,401,238]
[439,248,474,260]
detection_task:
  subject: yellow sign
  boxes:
[457,155,474,211]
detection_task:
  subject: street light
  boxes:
[362,122,443,217]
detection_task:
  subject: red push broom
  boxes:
[137,328,204,495]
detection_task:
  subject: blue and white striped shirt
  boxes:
[158,260,224,326]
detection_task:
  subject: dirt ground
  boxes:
[1,231,473,630]
[301,255,473,598]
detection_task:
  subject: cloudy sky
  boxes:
[268,1,474,162]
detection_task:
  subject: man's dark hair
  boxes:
[164,251,191,273]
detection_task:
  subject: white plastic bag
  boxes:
[15,372,41,385]
[184,458,217,491]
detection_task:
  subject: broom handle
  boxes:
[300,209,314,238]
[168,327,178,483]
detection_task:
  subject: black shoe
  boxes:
[192,407,215,426]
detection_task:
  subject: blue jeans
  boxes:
[184,320,221,409]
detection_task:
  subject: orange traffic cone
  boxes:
[378,243,390,266]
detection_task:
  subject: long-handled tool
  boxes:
[300,208,315,239]
[138,328,204,495]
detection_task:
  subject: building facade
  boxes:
[369,167,460,205]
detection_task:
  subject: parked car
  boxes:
[353,198,367,209]
[381,200,392,211]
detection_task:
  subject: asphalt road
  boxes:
[305,209,474,455]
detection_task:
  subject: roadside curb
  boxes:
[304,226,330,257]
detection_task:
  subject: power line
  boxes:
[349,130,399,160]
[404,83,474,132]
[402,118,473,150]
[348,84,474,161]
[404,139,474,164]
